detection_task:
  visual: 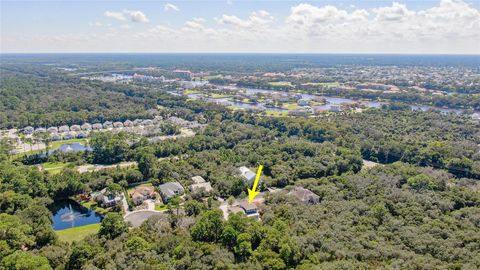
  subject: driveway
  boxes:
[124,210,166,228]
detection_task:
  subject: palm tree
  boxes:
[39,132,52,156]
[24,137,33,153]
[32,132,41,151]
[18,134,26,153]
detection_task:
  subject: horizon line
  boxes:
[1,51,480,56]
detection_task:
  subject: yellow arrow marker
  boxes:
[247,165,263,204]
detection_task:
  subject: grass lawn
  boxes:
[80,200,109,215]
[155,203,168,211]
[184,89,201,94]
[56,223,100,243]
[269,81,293,87]
[210,93,231,98]
[226,105,246,110]
[281,103,300,110]
[264,111,289,117]
[42,162,70,169]
[42,162,72,174]
[303,82,340,88]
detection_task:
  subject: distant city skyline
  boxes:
[1,0,479,54]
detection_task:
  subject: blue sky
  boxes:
[1,0,479,53]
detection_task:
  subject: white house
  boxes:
[238,166,256,185]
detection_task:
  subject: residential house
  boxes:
[23,126,34,135]
[288,187,320,204]
[47,127,59,134]
[158,182,184,203]
[228,200,260,219]
[81,123,92,131]
[103,121,113,129]
[124,120,134,127]
[58,125,70,133]
[51,134,62,141]
[191,175,206,184]
[238,166,256,185]
[113,122,124,128]
[70,125,81,132]
[34,127,47,133]
[239,201,258,215]
[130,186,156,205]
[63,132,76,140]
[92,123,103,130]
[133,119,143,126]
[189,175,213,195]
[141,119,153,126]
[92,188,123,208]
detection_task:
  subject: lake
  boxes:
[39,143,92,157]
[177,87,477,115]
[50,199,103,230]
[47,143,92,155]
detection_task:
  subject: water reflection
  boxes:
[50,199,102,230]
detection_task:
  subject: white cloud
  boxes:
[104,11,126,21]
[193,17,206,23]
[373,2,413,21]
[217,10,273,29]
[123,10,149,23]
[164,3,179,12]
[4,0,480,53]
[89,22,109,27]
[104,9,149,23]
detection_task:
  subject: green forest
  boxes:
[0,59,479,270]
[1,106,480,269]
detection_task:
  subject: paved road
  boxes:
[124,210,167,227]
[77,162,137,173]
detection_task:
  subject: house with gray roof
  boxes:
[23,126,34,135]
[34,127,47,133]
[227,200,260,220]
[133,119,143,126]
[47,127,58,134]
[63,132,76,140]
[92,188,123,208]
[238,166,256,185]
[191,176,206,184]
[70,125,81,131]
[113,122,124,128]
[141,119,153,126]
[103,121,113,129]
[124,120,134,127]
[92,123,103,130]
[189,175,212,195]
[239,201,258,215]
[81,123,92,131]
[58,125,70,133]
[158,182,184,203]
[288,187,320,204]
[51,134,62,141]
